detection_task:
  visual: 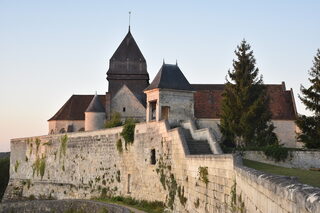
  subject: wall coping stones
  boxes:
[235,164,320,212]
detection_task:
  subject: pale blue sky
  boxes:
[1,0,320,151]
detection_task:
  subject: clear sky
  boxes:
[1,0,320,152]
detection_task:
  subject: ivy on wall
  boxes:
[59,135,68,159]
[198,167,209,185]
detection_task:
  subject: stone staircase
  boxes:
[182,128,213,154]
[180,120,223,155]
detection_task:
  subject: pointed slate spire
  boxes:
[85,94,105,112]
[108,31,146,66]
[106,30,149,96]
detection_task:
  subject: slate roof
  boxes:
[48,95,106,121]
[193,84,297,120]
[107,30,148,75]
[110,30,146,62]
[145,64,193,91]
[85,94,105,112]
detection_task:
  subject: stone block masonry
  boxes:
[3,121,320,212]
[244,150,320,169]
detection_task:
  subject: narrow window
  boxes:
[151,149,156,165]
[127,174,131,194]
[123,107,126,112]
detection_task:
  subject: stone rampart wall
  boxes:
[4,121,320,212]
[235,165,320,213]
[243,150,320,169]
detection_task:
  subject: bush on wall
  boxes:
[121,118,136,147]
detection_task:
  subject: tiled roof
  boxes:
[145,64,193,91]
[193,84,297,120]
[48,95,106,121]
[49,84,296,121]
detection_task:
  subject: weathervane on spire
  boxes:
[128,11,131,31]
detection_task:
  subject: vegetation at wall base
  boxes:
[243,159,320,187]
[105,112,122,128]
[0,157,10,200]
[220,40,278,148]
[296,50,320,149]
[95,196,165,213]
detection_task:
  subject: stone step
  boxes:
[181,127,213,155]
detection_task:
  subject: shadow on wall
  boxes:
[0,153,10,201]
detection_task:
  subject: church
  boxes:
[48,29,298,147]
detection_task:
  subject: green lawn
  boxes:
[243,159,320,188]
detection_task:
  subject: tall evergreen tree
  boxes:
[296,49,320,149]
[220,40,277,148]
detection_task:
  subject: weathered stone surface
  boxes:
[4,121,320,212]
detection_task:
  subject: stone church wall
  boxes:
[48,120,84,134]
[4,121,320,212]
[111,85,146,121]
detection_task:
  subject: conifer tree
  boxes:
[296,49,320,149]
[220,40,277,148]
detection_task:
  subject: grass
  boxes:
[243,159,320,188]
[95,196,165,213]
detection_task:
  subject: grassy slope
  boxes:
[243,159,320,188]
[0,157,10,200]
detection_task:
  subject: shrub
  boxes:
[105,112,122,128]
[263,144,288,162]
[121,119,136,146]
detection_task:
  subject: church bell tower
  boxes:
[106,29,149,96]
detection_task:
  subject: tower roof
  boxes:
[107,30,148,76]
[110,30,145,62]
[145,64,193,91]
[85,94,105,113]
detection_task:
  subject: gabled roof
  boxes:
[48,95,106,121]
[193,84,297,120]
[112,84,146,109]
[85,94,105,112]
[110,30,146,62]
[145,64,193,91]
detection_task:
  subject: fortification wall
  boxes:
[4,121,320,212]
[4,122,168,202]
[243,150,320,169]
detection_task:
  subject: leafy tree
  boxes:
[296,49,320,149]
[220,40,277,148]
